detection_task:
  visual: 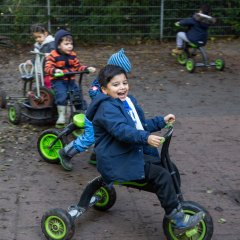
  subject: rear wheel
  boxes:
[0,90,7,108]
[93,185,117,211]
[8,103,21,124]
[37,129,67,163]
[29,87,54,108]
[215,58,225,71]
[41,208,75,240]
[186,59,195,73]
[163,201,213,240]
[177,51,188,65]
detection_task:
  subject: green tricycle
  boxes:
[39,120,214,240]
[176,41,225,73]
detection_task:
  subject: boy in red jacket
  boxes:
[45,29,96,128]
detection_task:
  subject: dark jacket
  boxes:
[179,13,216,46]
[86,93,166,183]
[88,77,101,100]
[45,29,87,81]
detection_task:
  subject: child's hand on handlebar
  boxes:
[148,135,165,148]
[164,114,175,125]
[87,67,96,73]
[55,69,63,74]
[175,21,180,27]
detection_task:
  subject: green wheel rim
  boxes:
[40,134,64,161]
[215,59,224,70]
[94,187,110,207]
[45,215,67,240]
[9,107,16,121]
[168,210,207,240]
[186,60,194,72]
[177,53,187,65]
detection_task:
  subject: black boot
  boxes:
[58,141,78,171]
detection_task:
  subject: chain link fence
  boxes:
[0,0,239,43]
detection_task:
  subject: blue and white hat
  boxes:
[107,48,132,73]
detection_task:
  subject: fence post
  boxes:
[160,0,164,41]
[47,0,51,32]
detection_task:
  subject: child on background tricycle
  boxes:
[45,29,96,128]
[54,49,132,169]
[25,23,55,89]
[172,4,216,55]
[88,48,132,100]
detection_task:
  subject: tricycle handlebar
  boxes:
[30,50,45,56]
[54,70,90,78]
[159,125,173,145]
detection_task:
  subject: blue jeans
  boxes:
[51,80,81,106]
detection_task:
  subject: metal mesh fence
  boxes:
[0,0,239,43]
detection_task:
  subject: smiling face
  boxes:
[101,73,129,101]
[58,39,73,54]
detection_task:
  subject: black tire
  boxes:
[29,87,54,108]
[186,58,195,73]
[0,90,7,108]
[215,58,225,71]
[8,103,21,125]
[37,129,67,163]
[93,184,117,211]
[163,201,214,240]
[41,208,75,240]
[177,51,188,65]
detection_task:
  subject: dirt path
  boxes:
[0,39,239,240]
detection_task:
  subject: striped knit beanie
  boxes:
[107,48,132,73]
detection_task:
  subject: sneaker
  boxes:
[172,48,183,55]
[167,208,205,230]
[88,152,97,165]
[58,149,73,171]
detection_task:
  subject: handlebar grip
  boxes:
[175,22,180,27]
[164,123,173,129]
[53,70,90,78]
[54,72,65,77]
[160,137,165,144]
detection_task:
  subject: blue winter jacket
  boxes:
[179,13,216,46]
[86,93,166,184]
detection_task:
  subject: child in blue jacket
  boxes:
[88,48,132,164]
[86,64,204,230]
[172,4,216,55]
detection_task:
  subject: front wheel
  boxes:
[93,185,117,211]
[37,129,67,163]
[41,208,75,240]
[163,201,213,240]
[8,103,22,124]
[186,59,195,73]
[215,58,225,71]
